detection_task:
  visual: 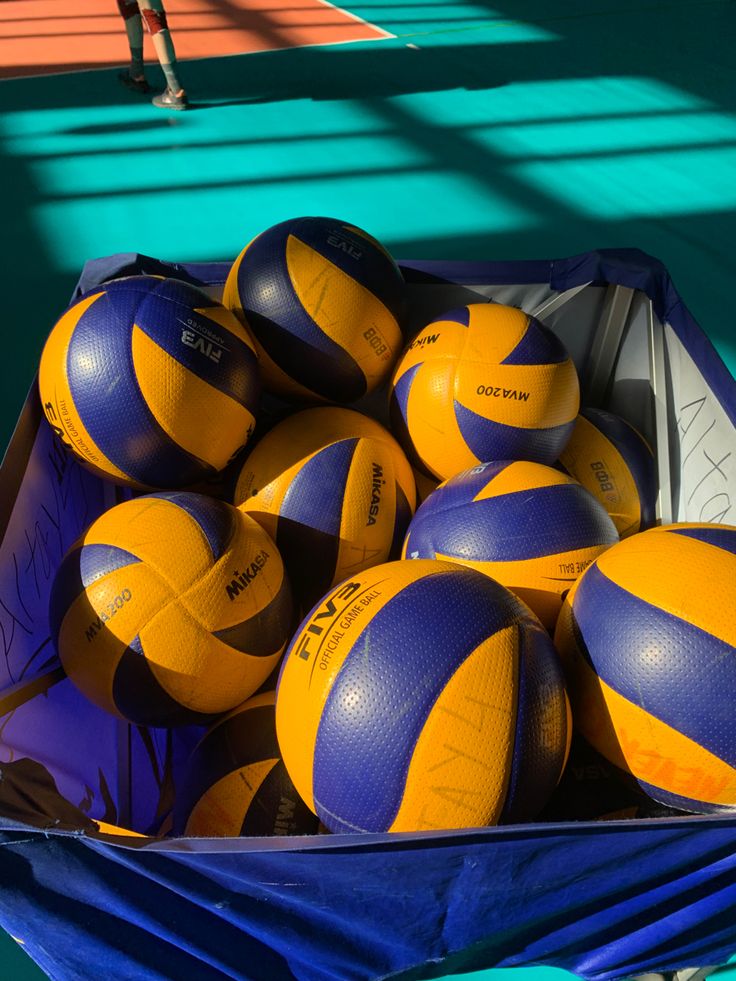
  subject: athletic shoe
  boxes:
[152,88,189,111]
[118,70,150,94]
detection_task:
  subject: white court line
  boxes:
[313,0,396,40]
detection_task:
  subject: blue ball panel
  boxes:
[312,568,525,832]
[435,306,470,328]
[146,492,238,563]
[667,524,736,555]
[572,564,736,764]
[501,317,568,366]
[79,543,141,586]
[634,777,735,815]
[407,483,617,562]
[280,439,358,537]
[287,217,406,327]
[454,401,574,465]
[276,439,358,608]
[389,483,412,559]
[213,580,293,656]
[49,545,140,647]
[67,292,209,487]
[389,363,429,473]
[420,462,510,512]
[499,625,566,823]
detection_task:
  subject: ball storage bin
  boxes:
[1,248,735,981]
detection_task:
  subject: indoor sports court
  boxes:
[1,2,736,980]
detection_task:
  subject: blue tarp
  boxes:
[1,249,735,981]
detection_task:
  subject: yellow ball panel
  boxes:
[181,522,287,634]
[465,304,531,361]
[392,319,468,376]
[38,291,130,483]
[405,360,478,480]
[389,625,518,832]
[184,759,279,837]
[235,407,416,515]
[472,460,570,500]
[286,235,402,393]
[82,496,215,593]
[594,525,736,646]
[222,239,254,318]
[570,656,736,808]
[558,415,642,538]
[140,600,282,713]
[131,325,255,473]
[455,360,580,429]
[334,436,398,582]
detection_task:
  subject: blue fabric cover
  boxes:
[1,815,735,981]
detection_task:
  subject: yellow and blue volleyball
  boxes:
[49,492,293,727]
[176,691,320,837]
[389,303,580,481]
[39,276,261,489]
[554,523,736,813]
[275,559,571,833]
[557,407,657,538]
[233,407,416,611]
[222,216,407,403]
[403,460,619,629]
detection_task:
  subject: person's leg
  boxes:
[117,0,150,92]
[137,0,189,109]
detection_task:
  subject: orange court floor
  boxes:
[0,0,390,79]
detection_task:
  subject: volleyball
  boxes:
[49,492,293,727]
[557,407,657,537]
[403,460,619,629]
[233,406,416,610]
[177,691,319,837]
[276,559,570,833]
[555,523,736,813]
[39,275,261,489]
[389,303,580,481]
[222,216,407,403]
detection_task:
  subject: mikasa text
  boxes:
[225,550,269,600]
[367,463,385,525]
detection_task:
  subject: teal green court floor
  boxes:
[2,1,736,978]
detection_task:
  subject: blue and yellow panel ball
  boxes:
[557,407,657,538]
[39,276,260,489]
[49,492,293,727]
[222,216,407,403]
[403,460,619,629]
[276,560,571,833]
[176,691,320,837]
[233,407,416,611]
[555,523,736,813]
[389,303,580,481]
